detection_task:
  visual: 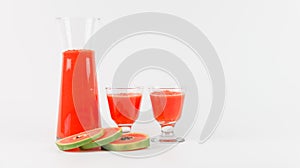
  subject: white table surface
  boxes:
[1,134,299,168]
[1,99,299,168]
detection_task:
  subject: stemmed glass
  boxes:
[149,88,185,143]
[106,87,143,133]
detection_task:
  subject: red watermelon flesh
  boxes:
[56,128,104,151]
[102,132,150,151]
[111,133,146,144]
[80,127,122,150]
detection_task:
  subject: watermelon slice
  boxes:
[80,127,122,150]
[56,128,104,151]
[102,132,150,151]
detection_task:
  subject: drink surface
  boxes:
[150,90,184,126]
[107,93,142,125]
[57,49,100,139]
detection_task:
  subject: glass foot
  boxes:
[151,135,185,143]
[118,125,132,133]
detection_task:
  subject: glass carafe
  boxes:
[56,17,101,139]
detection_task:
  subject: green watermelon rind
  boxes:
[80,128,122,150]
[56,128,104,151]
[102,133,150,151]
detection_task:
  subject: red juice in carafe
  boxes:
[57,49,101,139]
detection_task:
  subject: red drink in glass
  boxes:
[150,90,184,126]
[107,93,142,124]
[106,88,143,132]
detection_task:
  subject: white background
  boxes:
[1,0,300,167]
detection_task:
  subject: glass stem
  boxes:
[161,125,175,137]
[120,126,131,133]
